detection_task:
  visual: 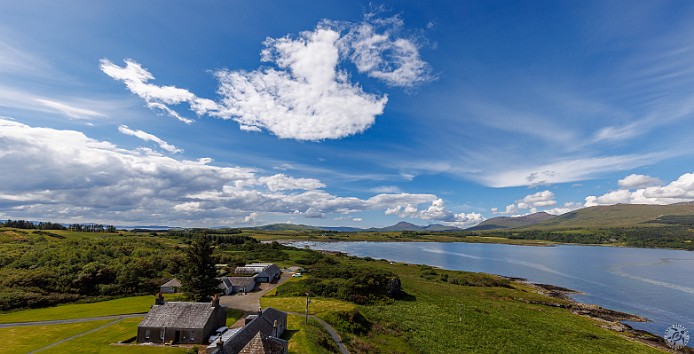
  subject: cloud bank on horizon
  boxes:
[0,118,481,227]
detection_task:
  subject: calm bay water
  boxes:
[294,241,694,343]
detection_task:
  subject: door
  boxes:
[174,330,180,343]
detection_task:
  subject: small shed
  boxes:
[137,294,226,344]
[160,278,182,294]
[220,277,257,294]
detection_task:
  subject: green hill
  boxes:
[530,203,694,229]
[468,212,555,230]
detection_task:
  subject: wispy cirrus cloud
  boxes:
[475,153,666,188]
[100,59,219,124]
[35,98,106,120]
[117,125,182,154]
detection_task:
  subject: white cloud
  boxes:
[370,185,402,193]
[213,27,388,140]
[102,13,432,141]
[118,125,182,154]
[384,198,484,228]
[339,14,433,87]
[543,202,582,216]
[618,174,663,189]
[497,190,560,215]
[586,172,694,207]
[480,153,664,187]
[35,99,106,120]
[352,217,362,222]
[0,118,466,227]
[258,174,325,192]
[100,58,219,124]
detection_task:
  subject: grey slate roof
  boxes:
[228,277,256,289]
[139,302,218,329]
[238,332,287,354]
[161,278,182,288]
[212,308,287,354]
[235,263,280,276]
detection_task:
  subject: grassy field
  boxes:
[266,258,664,353]
[261,296,356,317]
[0,295,156,324]
[356,262,662,353]
[47,317,187,354]
[0,320,112,354]
[283,314,338,354]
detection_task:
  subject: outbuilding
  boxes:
[234,263,281,283]
[160,278,182,294]
[220,277,257,294]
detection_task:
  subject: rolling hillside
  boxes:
[528,203,694,229]
[467,212,555,230]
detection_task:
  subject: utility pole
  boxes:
[305,292,311,324]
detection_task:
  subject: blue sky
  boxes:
[2,1,694,228]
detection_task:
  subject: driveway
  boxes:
[219,272,292,319]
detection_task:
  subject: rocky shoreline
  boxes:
[528,282,692,353]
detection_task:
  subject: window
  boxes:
[145,329,150,339]
[160,329,165,340]
[190,330,195,341]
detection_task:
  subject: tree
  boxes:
[180,233,219,302]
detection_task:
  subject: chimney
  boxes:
[273,320,278,337]
[212,293,220,307]
[258,306,263,316]
[155,292,165,305]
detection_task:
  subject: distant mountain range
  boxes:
[248,221,461,232]
[105,202,694,232]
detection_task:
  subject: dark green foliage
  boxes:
[304,319,339,353]
[419,266,511,288]
[500,226,694,250]
[0,230,179,311]
[1,219,66,230]
[324,309,372,335]
[277,259,403,305]
[179,234,220,302]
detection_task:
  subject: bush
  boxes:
[324,309,372,335]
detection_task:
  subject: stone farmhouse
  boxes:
[137,293,226,345]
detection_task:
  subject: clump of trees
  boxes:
[0,230,183,311]
[498,227,694,250]
[1,219,66,230]
[277,256,404,304]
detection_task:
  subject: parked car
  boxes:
[292,273,302,277]
[208,326,229,343]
